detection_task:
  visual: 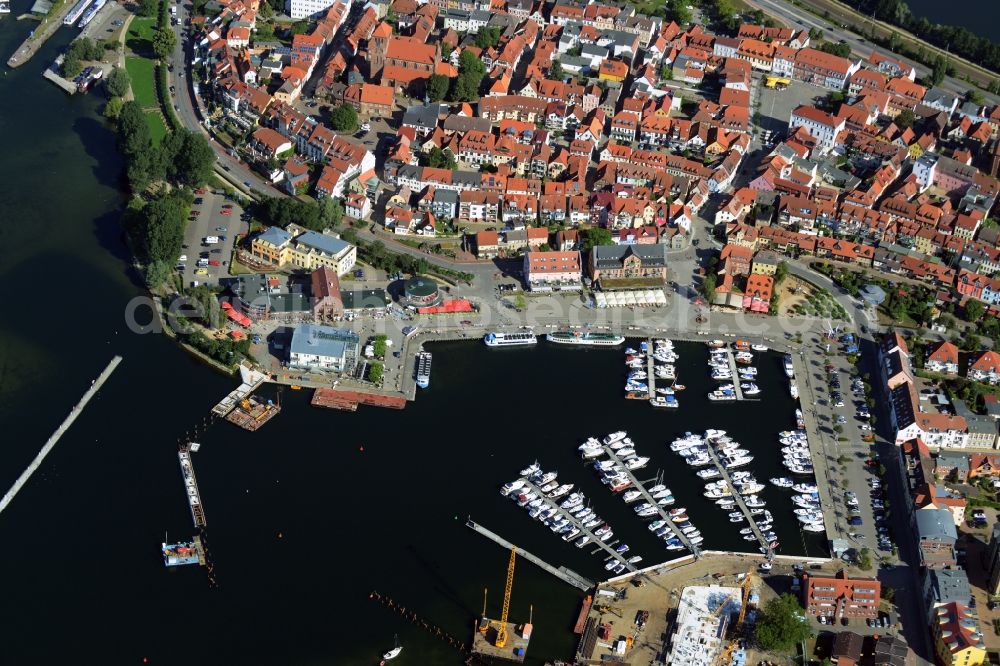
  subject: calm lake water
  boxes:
[0,12,823,666]
[902,0,1000,43]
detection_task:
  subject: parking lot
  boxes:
[178,188,249,287]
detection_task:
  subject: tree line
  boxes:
[425,51,487,102]
[860,0,1000,78]
[114,100,216,285]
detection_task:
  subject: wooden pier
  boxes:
[178,448,207,528]
[224,395,280,431]
[0,356,122,516]
[466,518,594,591]
[212,363,267,417]
[721,349,745,401]
[702,444,772,556]
[518,477,637,572]
[645,338,656,399]
[600,441,700,556]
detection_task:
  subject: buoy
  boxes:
[359,446,364,452]
[277,532,283,539]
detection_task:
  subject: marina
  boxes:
[509,469,641,574]
[671,430,777,557]
[588,432,700,555]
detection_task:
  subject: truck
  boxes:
[203,236,219,244]
[196,258,209,267]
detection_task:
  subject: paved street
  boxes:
[748,0,999,106]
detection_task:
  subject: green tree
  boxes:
[63,53,83,78]
[895,108,917,129]
[329,103,358,132]
[138,0,158,17]
[754,594,813,652]
[548,60,565,81]
[965,299,985,322]
[105,66,131,98]
[373,335,388,358]
[967,89,985,105]
[858,547,873,570]
[474,27,500,49]
[318,196,345,227]
[583,226,613,251]
[425,147,457,170]
[931,56,947,86]
[441,43,453,59]
[368,362,384,383]
[153,28,177,59]
[104,96,125,119]
[666,0,691,23]
[117,100,152,157]
[774,261,788,285]
[258,0,274,19]
[426,74,450,102]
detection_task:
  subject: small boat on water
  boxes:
[708,340,726,348]
[770,477,794,488]
[383,635,403,661]
[751,343,768,352]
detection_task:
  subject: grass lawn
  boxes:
[126,17,157,56]
[144,110,169,145]
[125,57,158,108]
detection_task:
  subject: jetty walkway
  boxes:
[466,518,594,591]
[702,444,772,556]
[600,441,700,556]
[178,447,206,528]
[0,356,123,516]
[519,477,637,572]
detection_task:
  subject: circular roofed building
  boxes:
[403,277,442,307]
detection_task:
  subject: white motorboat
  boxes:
[741,383,761,396]
[383,635,403,661]
[792,483,818,494]
[604,431,627,445]
[623,489,643,503]
[628,555,643,564]
[616,447,636,458]
[751,344,768,352]
[803,523,825,533]
[770,477,794,488]
[649,520,666,531]
[697,468,722,479]
[534,471,557,485]
[520,462,540,477]
[575,536,590,548]
[500,480,525,496]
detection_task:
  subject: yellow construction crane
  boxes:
[495,546,517,648]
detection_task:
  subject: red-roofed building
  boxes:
[802,570,880,619]
[926,341,959,375]
[743,273,773,313]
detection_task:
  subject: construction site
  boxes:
[472,546,533,662]
[572,552,806,665]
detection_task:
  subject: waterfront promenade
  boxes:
[7,1,74,68]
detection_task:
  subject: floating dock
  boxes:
[311,387,407,411]
[465,518,594,591]
[212,363,267,417]
[721,349,745,401]
[162,535,206,567]
[599,440,700,556]
[224,395,280,431]
[702,444,772,556]
[518,477,637,572]
[178,448,206,528]
[646,338,656,398]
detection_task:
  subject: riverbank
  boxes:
[7,0,70,67]
[784,0,1000,88]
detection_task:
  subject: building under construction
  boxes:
[472,547,532,662]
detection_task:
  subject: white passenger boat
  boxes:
[751,344,768,352]
[484,331,538,347]
[803,523,825,533]
[770,477,794,488]
[623,489,643,503]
